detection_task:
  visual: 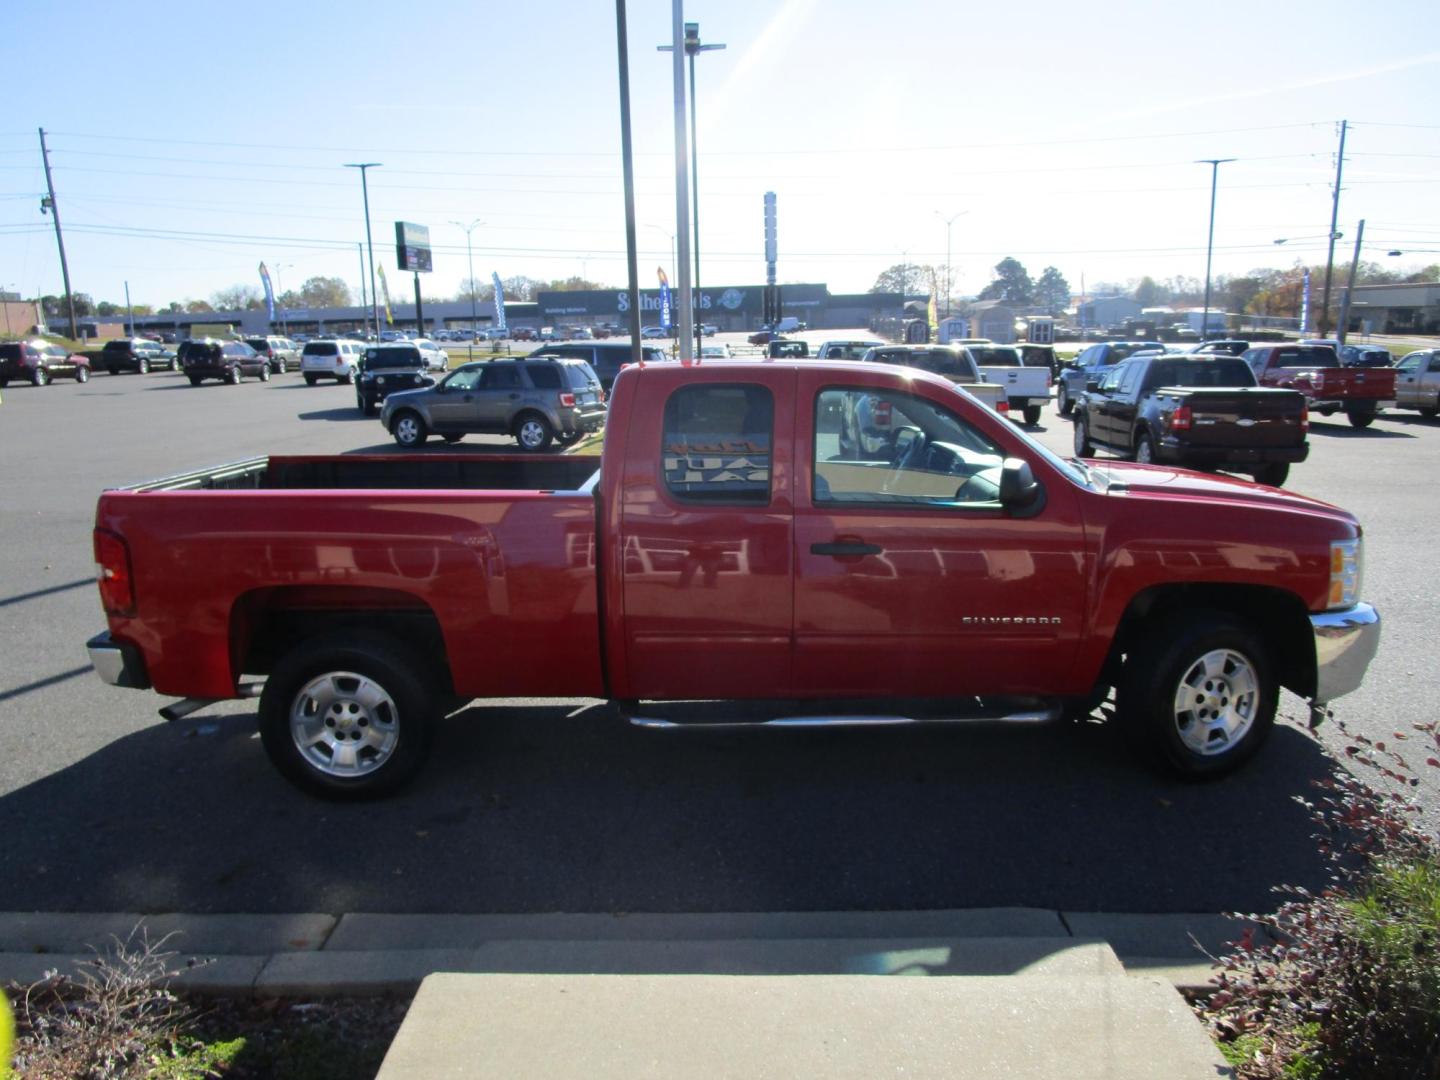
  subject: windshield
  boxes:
[365,347,423,369]
[1147,358,1256,387]
[1274,346,1339,369]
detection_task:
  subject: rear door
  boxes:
[619,368,794,699]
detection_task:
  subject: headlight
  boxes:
[1329,538,1362,609]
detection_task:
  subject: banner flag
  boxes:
[258,262,276,321]
[927,291,938,338]
[1300,269,1311,334]
[377,265,394,326]
[492,272,507,332]
[657,266,671,331]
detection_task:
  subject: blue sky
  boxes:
[3,0,1438,309]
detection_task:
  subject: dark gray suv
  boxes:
[527,342,668,391]
[380,357,605,450]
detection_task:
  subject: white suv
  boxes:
[300,339,364,384]
[411,338,449,372]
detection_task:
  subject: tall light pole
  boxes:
[934,210,967,319]
[450,218,483,360]
[1197,158,1235,341]
[660,21,725,351]
[344,163,382,340]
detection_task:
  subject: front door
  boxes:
[1395,354,1422,408]
[427,367,485,432]
[792,370,1086,698]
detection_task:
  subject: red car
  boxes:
[0,339,90,386]
[88,360,1379,797]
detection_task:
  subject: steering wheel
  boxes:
[891,427,926,473]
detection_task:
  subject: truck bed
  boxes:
[117,453,602,494]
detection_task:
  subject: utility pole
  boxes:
[345,163,382,340]
[1319,120,1348,337]
[1197,158,1235,342]
[38,128,78,340]
[1336,219,1365,348]
[667,0,694,360]
[124,280,134,337]
[934,211,967,319]
[615,0,644,360]
[413,273,423,339]
[356,242,368,337]
[450,219,482,360]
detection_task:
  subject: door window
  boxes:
[814,388,1005,508]
[661,384,773,505]
[1118,362,1143,394]
[444,368,483,391]
[1100,363,1127,392]
[1428,356,1440,374]
[481,365,523,390]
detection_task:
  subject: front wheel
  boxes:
[304,375,317,386]
[441,433,464,444]
[227,366,241,385]
[75,366,89,383]
[556,430,584,446]
[359,395,377,417]
[188,376,202,386]
[31,366,50,387]
[1118,610,1276,778]
[137,358,150,375]
[1073,416,1094,457]
[1022,404,1042,426]
[257,365,271,382]
[258,632,438,800]
[1419,406,1438,419]
[515,413,554,451]
[1252,462,1289,487]
[168,359,178,372]
[1057,385,1074,416]
[392,410,428,447]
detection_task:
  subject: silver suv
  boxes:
[300,339,365,384]
[381,357,605,450]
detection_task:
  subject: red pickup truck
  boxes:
[88,361,1381,798]
[1242,343,1396,428]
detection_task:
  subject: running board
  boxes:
[622,703,1062,731]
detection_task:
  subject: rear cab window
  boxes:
[662,385,773,505]
[1273,347,1339,368]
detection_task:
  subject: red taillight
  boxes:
[873,400,892,424]
[559,392,576,407]
[996,398,1010,415]
[1300,402,1309,434]
[94,529,135,616]
[1170,405,1193,432]
[598,388,606,404]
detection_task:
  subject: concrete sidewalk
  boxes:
[0,908,1251,1079]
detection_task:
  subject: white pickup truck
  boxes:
[966,345,1052,425]
[859,345,1009,416]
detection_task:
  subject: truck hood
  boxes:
[1085,460,1354,521]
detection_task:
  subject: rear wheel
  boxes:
[1118,610,1275,778]
[441,433,464,444]
[359,394,377,417]
[304,375,318,386]
[1347,404,1376,429]
[1134,432,1155,465]
[188,376,202,387]
[556,431,584,446]
[168,359,178,372]
[1022,404,1042,426]
[515,412,554,451]
[257,365,271,382]
[392,410,428,447]
[137,358,150,375]
[1252,462,1289,486]
[1057,384,1074,416]
[75,366,89,383]
[258,632,438,800]
[1073,416,1094,456]
[1420,407,1439,420]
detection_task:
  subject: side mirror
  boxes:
[999,458,1044,517]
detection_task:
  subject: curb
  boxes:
[0,909,1261,998]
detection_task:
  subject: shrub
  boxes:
[1202,718,1440,1080]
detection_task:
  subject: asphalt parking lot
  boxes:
[0,340,1433,917]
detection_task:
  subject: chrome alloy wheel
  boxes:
[288,670,400,778]
[1171,648,1258,756]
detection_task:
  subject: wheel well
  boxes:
[512,409,549,433]
[231,588,453,695]
[1111,584,1315,697]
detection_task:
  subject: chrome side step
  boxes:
[622,704,1062,731]
[158,682,263,722]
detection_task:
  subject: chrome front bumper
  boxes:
[86,631,151,690]
[1310,602,1380,703]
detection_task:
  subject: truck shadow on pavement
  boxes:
[0,703,1339,917]
[297,407,370,423]
[1306,421,1414,439]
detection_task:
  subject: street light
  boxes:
[344,163,382,339]
[660,21,724,352]
[273,262,292,335]
[934,210,967,319]
[1197,158,1235,341]
[449,219,483,360]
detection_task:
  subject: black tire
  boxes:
[1134,432,1156,465]
[1346,405,1375,429]
[108,367,119,376]
[75,366,89,383]
[1073,416,1094,457]
[556,430,584,446]
[1420,406,1438,420]
[188,376,202,387]
[258,632,438,800]
[1252,462,1289,487]
[168,359,178,372]
[137,358,150,375]
[304,374,317,386]
[441,433,464,444]
[226,365,241,385]
[0,376,7,389]
[340,369,355,385]
[392,410,428,447]
[1057,384,1074,416]
[1022,404,1042,426]
[257,365,271,382]
[1117,610,1276,779]
[31,366,49,387]
[359,395,377,417]
[515,412,555,451]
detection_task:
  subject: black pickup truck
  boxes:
[1072,353,1309,486]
